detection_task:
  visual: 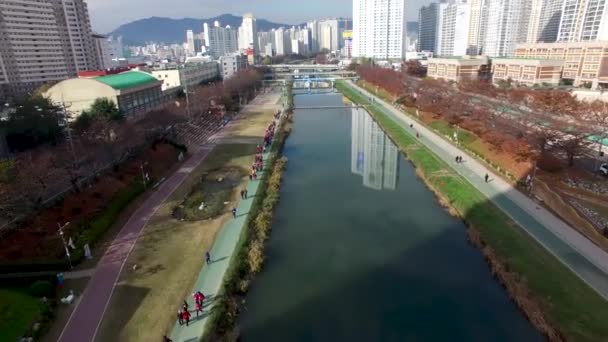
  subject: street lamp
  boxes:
[57,222,73,269]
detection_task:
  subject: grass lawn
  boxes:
[94,97,279,342]
[0,289,41,342]
[338,81,608,342]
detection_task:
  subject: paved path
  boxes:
[57,145,215,342]
[346,81,608,300]
[169,117,283,342]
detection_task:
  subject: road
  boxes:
[57,145,214,342]
[347,80,608,300]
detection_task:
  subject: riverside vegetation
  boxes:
[337,80,608,342]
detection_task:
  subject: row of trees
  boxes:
[357,64,608,168]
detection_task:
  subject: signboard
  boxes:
[342,30,353,40]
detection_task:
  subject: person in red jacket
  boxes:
[182,309,191,326]
[195,300,203,317]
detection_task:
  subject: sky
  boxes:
[86,0,432,33]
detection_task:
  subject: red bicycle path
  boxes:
[57,145,214,342]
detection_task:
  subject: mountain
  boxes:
[107,14,293,45]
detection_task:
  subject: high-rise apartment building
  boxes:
[204,21,239,58]
[307,20,320,53]
[0,0,98,99]
[238,13,258,55]
[526,0,563,43]
[186,30,196,56]
[418,3,439,53]
[353,0,407,59]
[258,31,274,56]
[436,1,471,56]
[274,28,287,55]
[92,34,112,70]
[557,0,608,42]
[483,0,531,56]
[319,19,340,52]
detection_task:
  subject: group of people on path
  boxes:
[177,290,206,327]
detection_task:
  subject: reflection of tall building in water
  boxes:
[350,108,399,190]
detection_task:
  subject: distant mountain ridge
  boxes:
[107,14,293,45]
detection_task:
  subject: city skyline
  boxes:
[86,0,432,33]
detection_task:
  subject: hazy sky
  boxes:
[86,0,432,33]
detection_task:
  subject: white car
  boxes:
[600,163,608,176]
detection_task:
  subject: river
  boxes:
[239,92,541,341]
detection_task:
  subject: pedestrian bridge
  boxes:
[259,64,342,71]
[293,105,365,110]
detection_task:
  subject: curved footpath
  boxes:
[346,80,608,300]
[57,145,215,342]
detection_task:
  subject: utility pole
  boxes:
[57,222,73,269]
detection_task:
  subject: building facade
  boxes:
[204,21,239,58]
[0,0,99,99]
[557,0,608,42]
[353,0,407,59]
[427,56,490,82]
[492,58,564,85]
[151,62,218,91]
[514,41,608,88]
[219,54,247,79]
[483,0,531,56]
[418,3,439,53]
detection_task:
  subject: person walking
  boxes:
[205,251,211,264]
[177,309,183,325]
[243,189,248,199]
[232,207,237,218]
[182,309,191,326]
[485,173,489,183]
[455,156,459,164]
[240,190,245,199]
[195,300,203,317]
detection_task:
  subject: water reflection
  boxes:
[351,107,399,190]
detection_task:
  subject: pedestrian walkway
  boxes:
[345,80,608,300]
[170,115,284,341]
[58,145,215,342]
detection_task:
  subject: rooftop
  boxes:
[95,71,159,90]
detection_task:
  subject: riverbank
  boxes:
[337,81,608,342]
[202,112,292,341]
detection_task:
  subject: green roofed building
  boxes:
[44,71,164,119]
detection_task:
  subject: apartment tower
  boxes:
[353,0,407,59]
[0,0,98,99]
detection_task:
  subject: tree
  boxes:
[2,97,65,152]
[315,53,328,65]
[403,60,426,78]
[87,98,123,121]
[557,127,592,166]
[261,55,272,65]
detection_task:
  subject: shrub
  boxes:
[247,240,264,274]
[28,280,54,298]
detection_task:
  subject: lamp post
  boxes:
[57,222,73,269]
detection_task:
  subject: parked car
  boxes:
[600,163,608,176]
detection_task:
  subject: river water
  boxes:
[239,92,541,341]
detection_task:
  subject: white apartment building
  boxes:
[219,53,247,79]
[527,0,563,43]
[557,0,608,42]
[258,31,274,56]
[204,21,239,59]
[353,0,407,59]
[0,0,98,98]
[436,1,471,56]
[319,19,340,52]
[186,30,196,56]
[92,34,112,70]
[483,0,531,56]
[238,13,258,55]
[151,62,219,91]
